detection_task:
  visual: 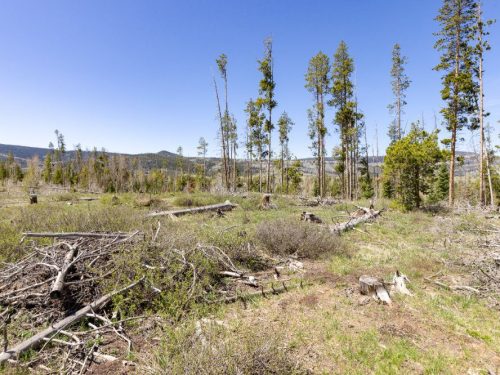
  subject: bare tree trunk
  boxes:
[281,148,284,193]
[478,3,485,205]
[259,155,262,193]
[214,78,229,189]
[233,142,237,191]
[267,130,272,193]
[449,22,461,207]
[449,130,456,206]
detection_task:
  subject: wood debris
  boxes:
[330,206,382,234]
[146,200,237,218]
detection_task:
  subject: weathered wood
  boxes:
[146,200,237,218]
[79,197,98,201]
[217,280,305,303]
[50,244,78,299]
[219,271,258,287]
[22,232,132,240]
[359,275,391,304]
[0,277,144,364]
[330,206,382,234]
[391,270,412,296]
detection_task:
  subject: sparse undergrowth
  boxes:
[0,189,498,374]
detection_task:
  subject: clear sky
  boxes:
[0,0,498,157]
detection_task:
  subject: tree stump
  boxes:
[259,194,277,210]
[359,275,391,304]
[300,212,323,223]
[29,194,38,204]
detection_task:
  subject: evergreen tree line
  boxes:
[1,1,497,208]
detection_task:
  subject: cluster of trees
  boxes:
[214,38,301,194]
[385,0,497,209]
[0,130,213,194]
[1,0,497,209]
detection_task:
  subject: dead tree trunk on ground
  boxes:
[146,201,237,218]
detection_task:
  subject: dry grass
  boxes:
[1,187,499,374]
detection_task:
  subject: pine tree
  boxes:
[0,161,6,182]
[277,112,294,193]
[257,37,277,193]
[246,99,265,192]
[359,122,374,198]
[305,52,330,197]
[329,41,362,200]
[388,44,411,143]
[42,153,52,183]
[429,163,450,203]
[434,0,479,206]
[383,129,443,210]
[197,137,208,180]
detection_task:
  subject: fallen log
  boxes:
[330,206,382,234]
[0,277,144,364]
[22,232,133,240]
[217,280,308,304]
[146,200,237,218]
[50,243,78,299]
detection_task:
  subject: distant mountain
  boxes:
[0,143,486,177]
[0,143,181,169]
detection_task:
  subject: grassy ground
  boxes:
[0,186,499,374]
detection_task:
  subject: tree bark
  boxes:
[50,243,78,299]
[213,77,229,190]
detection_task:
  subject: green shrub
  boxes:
[255,218,346,259]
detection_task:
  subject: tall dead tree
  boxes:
[475,2,494,206]
[215,54,231,190]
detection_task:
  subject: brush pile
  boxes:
[0,230,304,372]
[0,232,145,372]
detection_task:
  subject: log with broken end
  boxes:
[50,243,78,299]
[0,277,144,364]
[146,200,237,218]
[330,206,382,234]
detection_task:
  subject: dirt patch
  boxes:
[88,360,133,375]
[299,293,319,308]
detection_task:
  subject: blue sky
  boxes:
[0,0,498,157]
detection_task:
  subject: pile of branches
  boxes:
[0,231,304,372]
[0,231,144,373]
[473,234,500,309]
